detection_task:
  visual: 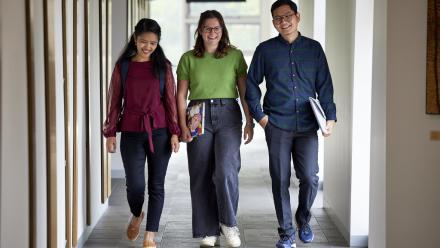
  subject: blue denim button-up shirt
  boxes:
[245,34,337,132]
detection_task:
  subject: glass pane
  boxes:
[189,0,260,17]
[189,24,259,52]
[150,0,186,65]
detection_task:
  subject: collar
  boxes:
[276,32,303,46]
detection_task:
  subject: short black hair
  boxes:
[271,0,298,15]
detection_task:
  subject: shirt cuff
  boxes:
[168,123,181,137]
[102,129,116,138]
[322,102,337,122]
[253,110,266,122]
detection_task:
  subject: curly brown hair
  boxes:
[193,10,233,58]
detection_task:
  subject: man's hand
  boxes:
[323,120,335,137]
[258,115,269,129]
[106,137,117,153]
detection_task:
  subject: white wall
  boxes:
[322,0,354,243]
[0,0,110,246]
[111,0,128,178]
[369,0,387,247]
[260,0,278,40]
[87,0,109,233]
[54,0,68,246]
[313,0,326,49]
[0,0,30,247]
[297,0,314,38]
[77,0,109,245]
[324,1,374,245]
[112,0,127,67]
[77,0,87,241]
[387,0,440,247]
[350,0,373,244]
[32,0,49,246]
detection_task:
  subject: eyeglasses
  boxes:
[202,26,222,34]
[272,13,296,25]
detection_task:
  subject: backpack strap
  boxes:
[159,69,165,98]
[120,59,130,101]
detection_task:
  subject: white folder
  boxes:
[309,97,328,134]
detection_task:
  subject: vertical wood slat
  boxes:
[43,0,58,247]
[106,0,112,198]
[427,0,440,114]
[25,0,36,247]
[84,0,92,226]
[99,0,108,204]
[62,0,72,247]
[127,0,132,38]
[72,0,79,245]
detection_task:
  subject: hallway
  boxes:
[84,129,349,248]
[3,0,440,247]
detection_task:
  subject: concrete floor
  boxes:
[84,128,351,248]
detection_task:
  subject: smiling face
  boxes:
[134,32,158,61]
[272,4,300,40]
[200,18,222,48]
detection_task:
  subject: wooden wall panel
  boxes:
[43,0,58,247]
[427,0,440,114]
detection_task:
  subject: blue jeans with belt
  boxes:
[264,121,319,238]
[187,98,243,238]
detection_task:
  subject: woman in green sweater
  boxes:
[176,10,254,248]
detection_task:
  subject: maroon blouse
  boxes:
[102,60,180,152]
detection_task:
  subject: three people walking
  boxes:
[103,1,336,248]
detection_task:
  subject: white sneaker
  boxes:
[220,224,241,247]
[200,236,220,247]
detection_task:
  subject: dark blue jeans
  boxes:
[120,129,171,232]
[264,121,319,238]
[187,99,242,238]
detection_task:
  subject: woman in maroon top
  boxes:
[102,18,180,248]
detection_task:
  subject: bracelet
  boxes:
[245,122,255,128]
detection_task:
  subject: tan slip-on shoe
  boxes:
[143,238,157,248]
[126,211,144,241]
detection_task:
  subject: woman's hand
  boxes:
[243,123,254,144]
[106,137,117,153]
[170,134,180,153]
[180,126,193,143]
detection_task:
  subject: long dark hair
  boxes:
[117,18,168,78]
[193,10,232,58]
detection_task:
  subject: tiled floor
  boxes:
[84,129,351,248]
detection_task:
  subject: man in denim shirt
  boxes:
[245,1,337,247]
